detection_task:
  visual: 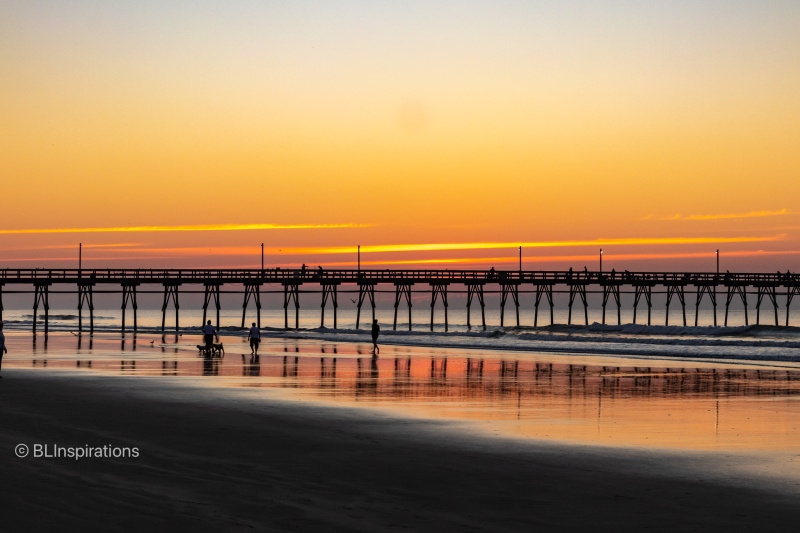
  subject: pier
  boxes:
[2,268,799,334]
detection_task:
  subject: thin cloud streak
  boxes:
[276,235,783,255]
[19,236,779,258]
[0,236,782,263]
[648,209,795,221]
[310,250,800,267]
[0,223,368,235]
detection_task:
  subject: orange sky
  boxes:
[1,2,799,271]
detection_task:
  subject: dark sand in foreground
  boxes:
[2,370,799,532]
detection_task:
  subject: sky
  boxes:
[1,0,799,271]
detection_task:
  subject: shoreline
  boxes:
[3,369,800,531]
[5,322,800,365]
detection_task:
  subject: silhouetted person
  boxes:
[202,320,216,350]
[0,322,6,378]
[301,264,307,275]
[371,319,380,355]
[248,322,260,355]
[489,267,495,280]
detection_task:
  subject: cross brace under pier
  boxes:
[161,283,180,333]
[356,282,376,329]
[242,282,262,329]
[633,284,654,326]
[78,282,95,334]
[695,284,717,326]
[755,285,779,326]
[787,286,800,327]
[121,282,139,335]
[601,283,621,325]
[320,282,339,329]
[33,282,50,334]
[202,283,222,329]
[534,284,554,327]
[466,283,486,330]
[283,282,301,330]
[393,283,413,331]
[665,284,687,326]
[725,285,748,326]
[430,283,449,331]
[500,283,520,327]
[568,283,588,325]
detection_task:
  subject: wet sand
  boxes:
[2,369,800,532]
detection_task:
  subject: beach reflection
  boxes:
[6,332,800,451]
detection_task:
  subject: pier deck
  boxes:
[2,268,798,333]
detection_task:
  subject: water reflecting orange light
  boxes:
[7,332,800,452]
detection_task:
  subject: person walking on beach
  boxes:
[248,322,261,355]
[0,322,7,378]
[371,319,380,355]
[202,320,216,351]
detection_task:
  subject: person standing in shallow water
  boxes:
[371,319,380,355]
[248,322,260,355]
[202,320,216,351]
[0,322,7,378]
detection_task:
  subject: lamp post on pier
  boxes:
[716,249,719,274]
[600,249,603,274]
[79,243,82,278]
[519,246,522,274]
[261,243,264,273]
[358,245,361,273]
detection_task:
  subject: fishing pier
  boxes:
[2,268,799,334]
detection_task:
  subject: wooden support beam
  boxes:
[568,283,588,325]
[534,284,554,327]
[466,283,486,330]
[393,283,413,331]
[33,282,50,335]
[320,283,339,329]
[202,283,222,329]
[695,284,717,326]
[356,282,376,329]
[601,283,621,325]
[724,285,748,326]
[665,285,687,326]
[283,282,300,330]
[500,283,520,327]
[430,283,449,331]
[242,282,262,329]
[161,283,181,333]
[633,284,653,326]
[77,282,95,334]
[756,285,779,326]
[787,286,800,327]
[121,283,139,335]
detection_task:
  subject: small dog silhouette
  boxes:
[197,343,225,357]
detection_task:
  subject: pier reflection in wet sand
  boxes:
[6,332,800,452]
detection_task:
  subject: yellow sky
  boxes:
[1,2,799,270]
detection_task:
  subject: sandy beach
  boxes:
[3,368,800,532]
